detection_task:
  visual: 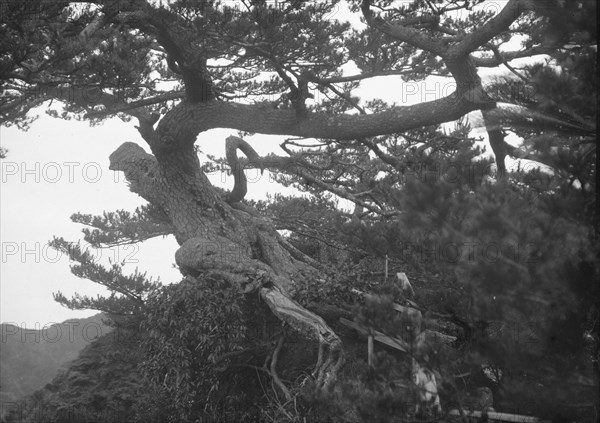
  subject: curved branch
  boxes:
[447,0,534,58]
[153,93,483,152]
[225,136,263,203]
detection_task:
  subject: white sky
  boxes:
[0,0,543,327]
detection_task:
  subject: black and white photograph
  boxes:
[0,0,597,422]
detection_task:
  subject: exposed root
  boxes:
[314,343,344,391]
[259,285,341,348]
[176,239,345,394]
[258,284,344,392]
[271,335,292,402]
[312,342,325,379]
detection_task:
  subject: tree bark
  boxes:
[149,93,486,153]
[109,133,344,389]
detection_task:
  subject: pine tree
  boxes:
[2,0,596,421]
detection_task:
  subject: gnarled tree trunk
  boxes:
[109,132,343,389]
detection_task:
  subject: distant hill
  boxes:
[0,314,112,409]
[1,328,151,423]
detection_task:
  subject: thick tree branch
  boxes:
[447,0,534,58]
[151,21,215,102]
[104,0,215,102]
[359,0,496,109]
[152,93,483,153]
[482,109,508,176]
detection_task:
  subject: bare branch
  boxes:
[306,69,409,84]
[472,45,553,67]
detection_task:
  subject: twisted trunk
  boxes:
[109,131,343,389]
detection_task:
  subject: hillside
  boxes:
[0,314,111,407]
[1,329,148,423]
